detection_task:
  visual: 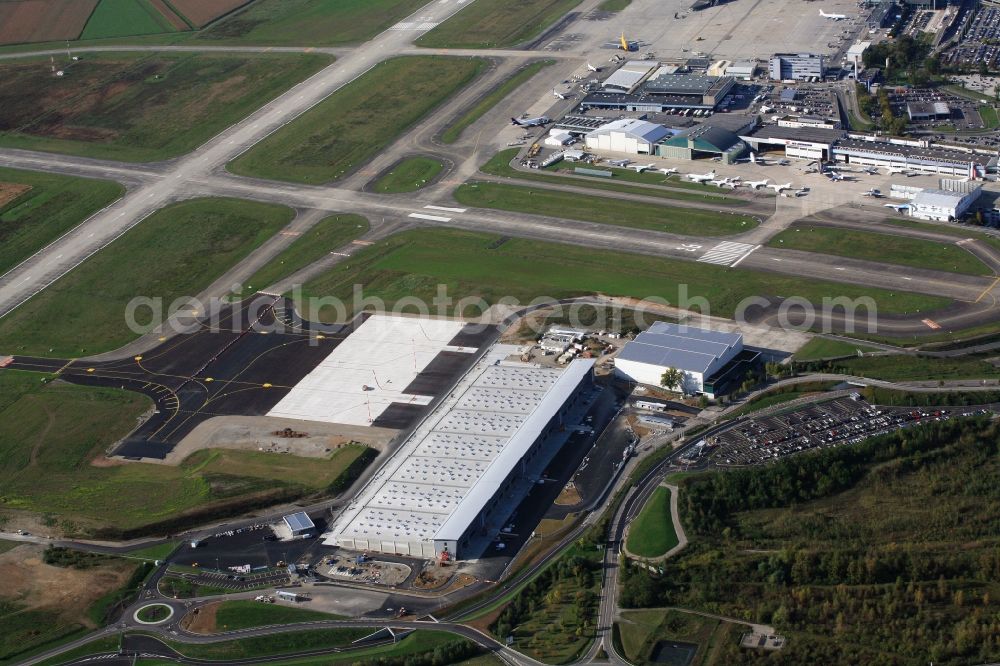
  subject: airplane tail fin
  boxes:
[511,117,520,126]
[620,32,628,51]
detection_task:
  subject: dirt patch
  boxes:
[0,543,133,625]
[0,182,32,208]
[0,0,98,45]
[170,0,251,27]
[179,601,220,634]
[413,562,455,590]
[159,415,394,466]
[554,481,582,506]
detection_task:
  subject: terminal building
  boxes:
[581,69,735,113]
[768,53,825,81]
[325,346,596,560]
[832,138,995,177]
[614,322,757,397]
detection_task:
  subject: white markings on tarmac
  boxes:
[424,205,467,213]
[408,212,451,222]
[697,241,758,267]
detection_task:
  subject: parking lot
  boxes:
[705,396,990,466]
[943,6,1000,70]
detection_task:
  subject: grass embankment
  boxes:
[125,542,180,562]
[441,61,553,144]
[0,168,122,275]
[211,600,336,631]
[792,337,879,361]
[0,53,331,162]
[242,214,369,292]
[617,609,738,666]
[293,228,950,323]
[481,149,746,205]
[373,158,444,194]
[626,486,679,558]
[0,369,371,533]
[229,56,484,184]
[0,197,292,357]
[417,0,582,48]
[723,381,842,420]
[197,0,430,46]
[768,224,991,276]
[454,181,758,236]
[802,353,1000,383]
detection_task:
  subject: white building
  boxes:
[768,53,825,81]
[614,322,742,394]
[584,118,670,155]
[326,347,595,560]
[909,185,982,221]
[725,60,757,80]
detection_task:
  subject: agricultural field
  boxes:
[417,0,583,48]
[372,157,444,193]
[170,0,250,28]
[242,214,370,293]
[0,369,372,534]
[0,198,293,357]
[768,224,991,277]
[229,56,484,184]
[453,181,758,236]
[0,167,123,276]
[625,486,678,558]
[293,228,948,324]
[0,0,98,45]
[80,0,181,40]
[199,0,430,45]
[0,52,330,162]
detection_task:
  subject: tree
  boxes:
[660,367,684,391]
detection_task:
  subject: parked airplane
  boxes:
[552,89,569,100]
[710,177,738,187]
[863,188,883,197]
[887,166,912,176]
[884,203,910,213]
[587,63,600,72]
[744,178,770,189]
[657,167,679,175]
[820,9,847,20]
[510,116,550,127]
[608,159,631,167]
[826,171,845,181]
[768,182,794,193]
[862,166,879,175]
[631,163,657,173]
[686,170,717,183]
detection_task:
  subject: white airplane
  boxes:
[820,9,847,20]
[768,182,794,193]
[884,203,910,213]
[608,159,631,167]
[887,166,912,176]
[510,116,550,127]
[552,89,568,100]
[631,163,657,173]
[657,167,679,175]
[863,188,883,198]
[862,166,879,175]
[710,177,737,187]
[748,152,768,165]
[744,178,770,190]
[686,170,717,183]
[587,62,601,72]
[826,171,845,181]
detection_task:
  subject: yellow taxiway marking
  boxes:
[55,359,75,373]
[975,276,1000,303]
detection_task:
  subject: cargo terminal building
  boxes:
[580,69,735,113]
[326,346,596,560]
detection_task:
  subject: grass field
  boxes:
[454,181,758,236]
[125,541,179,561]
[0,370,372,533]
[0,52,331,162]
[597,0,632,9]
[617,609,737,666]
[722,383,840,420]
[0,168,122,275]
[242,214,369,292]
[481,149,744,205]
[768,224,991,276]
[80,0,179,40]
[792,337,878,361]
[626,486,679,558]
[212,600,337,631]
[417,0,582,48]
[229,56,483,184]
[0,198,292,357]
[372,157,444,194]
[441,61,553,144]
[294,228,949,324]
[819,353,1000,382]
[199,0,429,45]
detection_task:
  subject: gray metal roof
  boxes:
[588,118,671,143]
[617,322,742,374]
[284,512,315,532]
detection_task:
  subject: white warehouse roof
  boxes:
[602,60,658,92]
[586,118,670,144]
[327,349,595,548]
[617,321,742,374]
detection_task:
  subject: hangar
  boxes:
[657,124,748,164]
[584,118,671,155]
[326,345,596,560]
[614,322,754,397]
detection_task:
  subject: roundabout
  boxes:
[134,603,174,625]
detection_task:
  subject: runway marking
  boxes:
[697,241,757,267]
[408,212,451,222]
[835,267,845,271]
[424,205,466,213]
[922,318,941,330]
[332,251,351,257]
[353,240,374,246]
[280,231,302,236]
[975,275,1000,303]
[55,359,74,374]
